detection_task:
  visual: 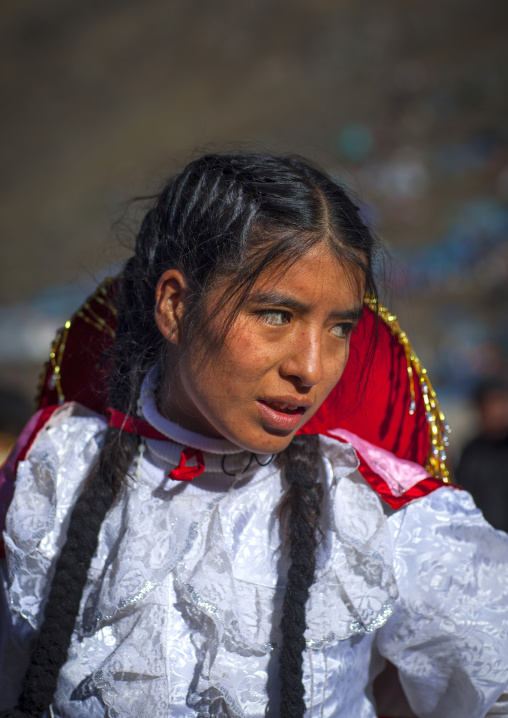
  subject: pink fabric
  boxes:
[327,427,430,497]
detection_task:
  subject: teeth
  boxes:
[268,401,299,413]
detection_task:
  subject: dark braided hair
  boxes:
[2,153,377,717]
[276,433,322,717]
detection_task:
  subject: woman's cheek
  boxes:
[226,326,280,378]
[323,342,350,386]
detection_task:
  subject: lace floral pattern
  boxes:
[376,488,508,717]
[2,405,508,717]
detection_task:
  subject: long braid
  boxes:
[13,430,131,718]
[1,427,137,718]
[0,460,121,717]
[1,264,150,718]
[276,433,323,717]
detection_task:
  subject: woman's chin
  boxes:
[225,425,298,455]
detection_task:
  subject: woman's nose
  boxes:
[280,333,324,388]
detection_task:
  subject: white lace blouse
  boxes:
[1,389,508,717]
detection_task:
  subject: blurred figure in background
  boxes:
[456,378,508,532]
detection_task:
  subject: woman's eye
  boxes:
[331,323,354,338]
[260,310,291,326]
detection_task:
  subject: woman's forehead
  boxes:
[256,242,364,283]
[250,244,366,307]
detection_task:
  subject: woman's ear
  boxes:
[155,269,188,345]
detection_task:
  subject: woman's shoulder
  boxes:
[4,402,106,473]
[388,480,508,559]
[23,401,107,450]
[318,428,455,511]
[319,429,505,552]
[2,403,108,629]
[7,401,107,505]
[1,403,107,558]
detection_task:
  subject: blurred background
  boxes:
[1,0,507,467]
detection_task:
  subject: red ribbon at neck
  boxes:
[106,407,206,482]
[168,447,205,482]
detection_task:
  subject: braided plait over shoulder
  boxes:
[3,290,142,717]
[276,433,323,717]
[2,257,147,717]
[12,439,121,718]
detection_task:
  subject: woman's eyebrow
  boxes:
[249,290,364,323]
[249,290,307,313]
[329,307,364,323]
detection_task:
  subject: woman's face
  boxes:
[157,243,365,454]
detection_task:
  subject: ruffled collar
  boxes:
[7,402,398,685]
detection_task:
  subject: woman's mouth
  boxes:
[256,399,309,432]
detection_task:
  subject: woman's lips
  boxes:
[256,399,308,432]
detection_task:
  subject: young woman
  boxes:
[1,153,507,718]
